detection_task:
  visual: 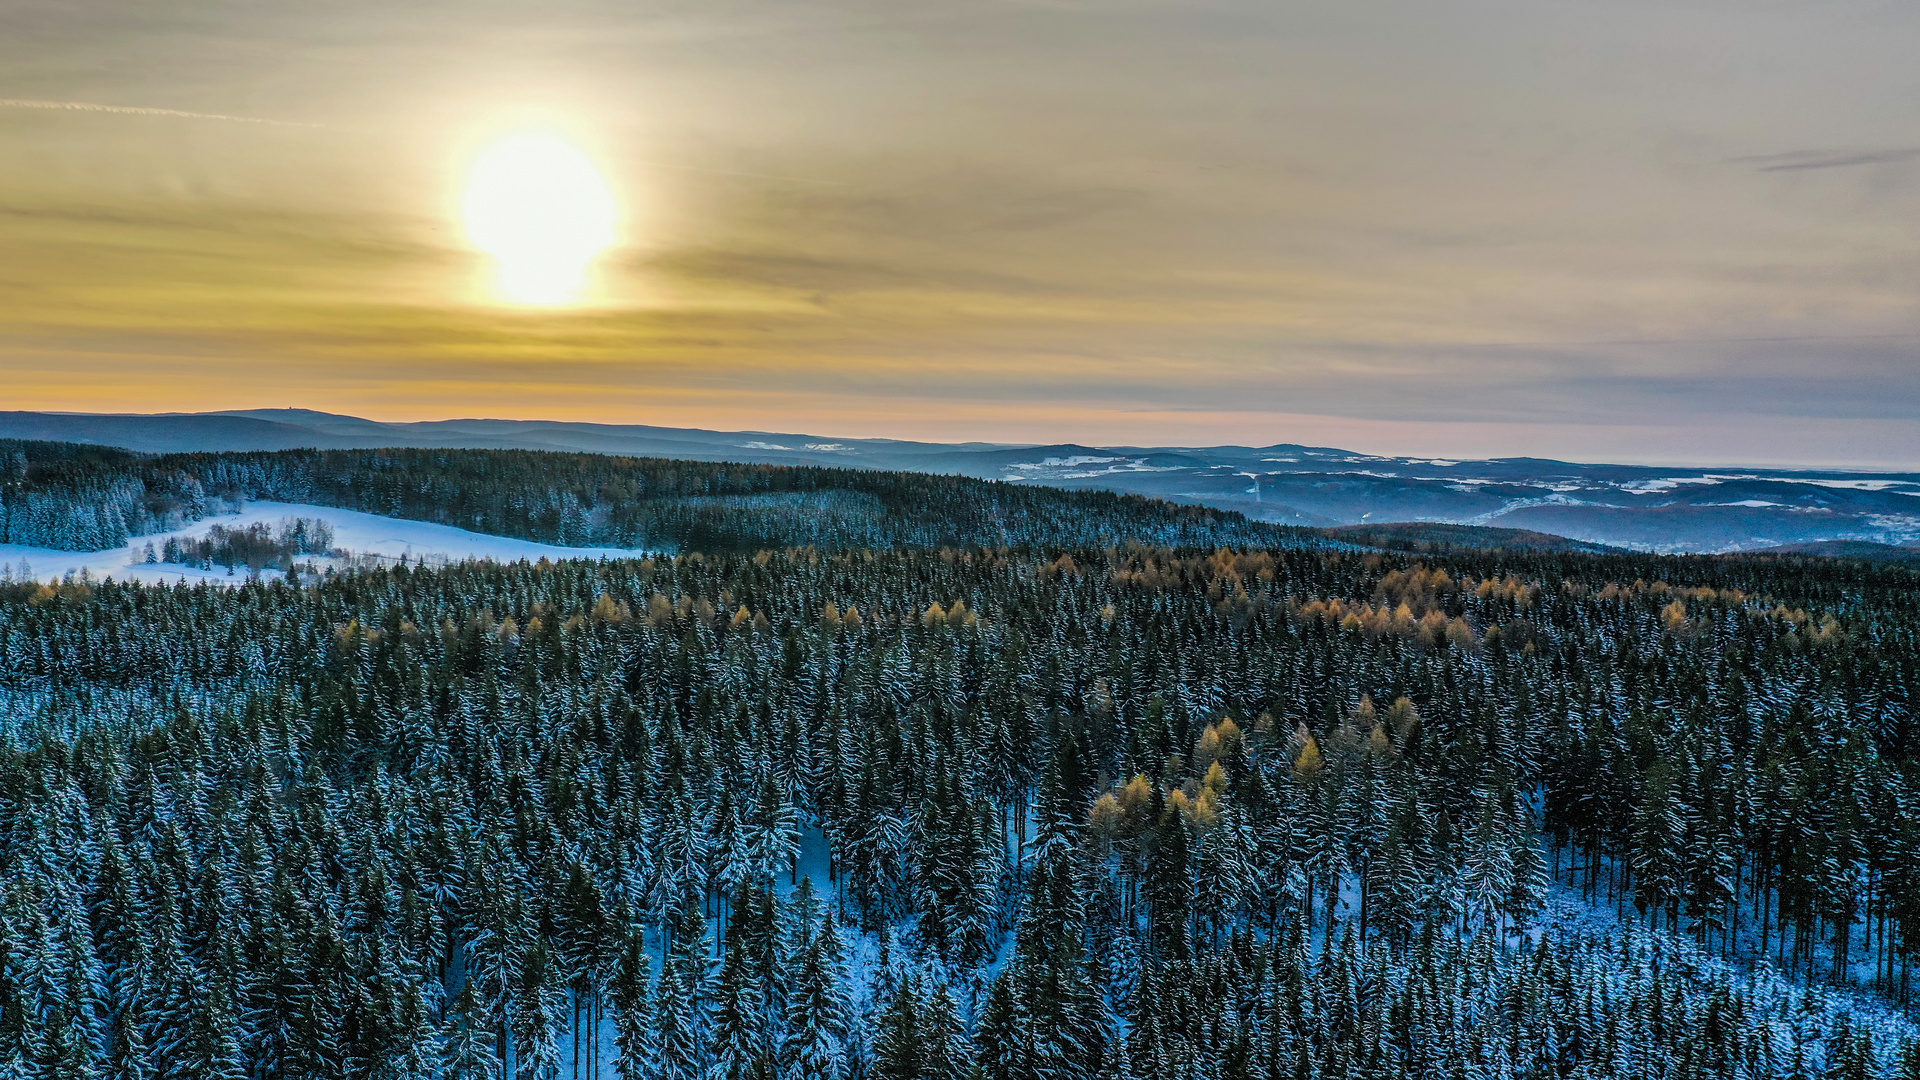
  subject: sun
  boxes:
[462,128,617,306]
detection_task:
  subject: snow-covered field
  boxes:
[0,501,647,585]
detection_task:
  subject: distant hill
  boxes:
[0,440,1315,554]
[4,408,1918,554]
[1320,522,1626,555]
[1750,540,1920,561]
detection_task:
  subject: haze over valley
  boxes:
[6,408,1917,554]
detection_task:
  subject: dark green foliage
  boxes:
[0,441,1310,553]
[159,517,334,572]
[2,452,1920,1076]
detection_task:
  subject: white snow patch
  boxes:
[1005,455,1122,471]
[1752,476,1917,492]
[0,501,648,586]
[1471,493,1595,524]
[1002,455,1181,481]
[1618,476,1738,493]
[738,441,793,451]
[1865,514,1920,539]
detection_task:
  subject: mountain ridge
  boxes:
[5,408,1918,554]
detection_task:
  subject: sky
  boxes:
[1,0,1917,467]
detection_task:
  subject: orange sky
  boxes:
[3,0,1918,466]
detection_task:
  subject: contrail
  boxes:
[0,98,322,128]
[0,98,847,183]
[640,160,843,186]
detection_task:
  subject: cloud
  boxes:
[974,188,1147,232]
[0,98,321,128]
[5,0,1920,466]
[1731,147,1920,172]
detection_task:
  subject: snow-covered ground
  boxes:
[0,501,648,585]
[1535,877,1920,1070]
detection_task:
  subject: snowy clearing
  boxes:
[0,500,648,585]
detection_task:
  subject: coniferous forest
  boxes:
[0,441,1289,554]
[6,445,1920,1078]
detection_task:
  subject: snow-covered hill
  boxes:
[7,408,1920,552]
[0,501,646,585]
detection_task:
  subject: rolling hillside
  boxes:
[5,409,1918,552]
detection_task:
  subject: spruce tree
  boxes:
[442,982,502,1080]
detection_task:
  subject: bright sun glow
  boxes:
[463,129,617,306]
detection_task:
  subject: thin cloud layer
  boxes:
[1732,148,1920,172]
[0,98,323,128]
[1,0,1917,465]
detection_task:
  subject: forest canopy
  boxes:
[2,445,1920,1079]
[0,441,1302,554]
